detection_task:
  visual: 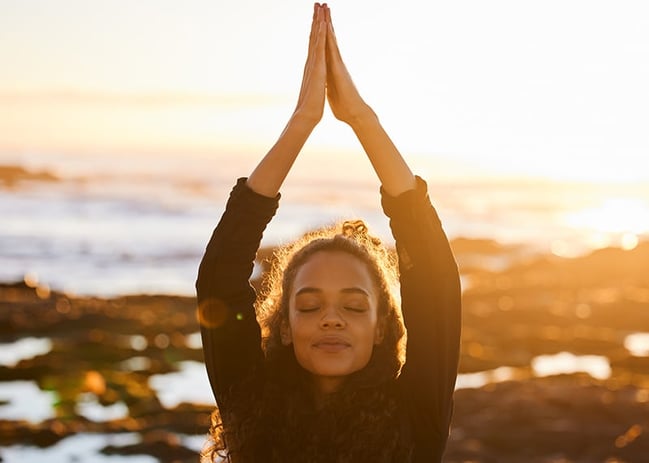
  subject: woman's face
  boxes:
[282,250,384,394]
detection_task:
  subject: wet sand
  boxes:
[1,240,649,462]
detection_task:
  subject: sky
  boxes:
[1,0,649,182]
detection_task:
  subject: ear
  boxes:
[374,318,385,345]
[280,319,293,346]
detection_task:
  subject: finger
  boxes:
[307,4,321,58]
[298,7,326,104]
[310,4,322,45]
[299,5,323,102]
[307,13,328,86]
[324,5,342,65]
[315,8,327,65]
[324,3,331,29]
[308,14,327,81]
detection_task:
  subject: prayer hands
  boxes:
[293,3,373,129]
[247,3,413,200]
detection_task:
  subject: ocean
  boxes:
[2,149,649,296]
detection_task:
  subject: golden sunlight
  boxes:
[563,198,649,250]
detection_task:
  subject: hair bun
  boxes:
[341,220,383,247]
[342,220,368,238]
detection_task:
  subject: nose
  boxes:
[319,306,345,329]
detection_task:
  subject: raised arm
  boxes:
[247,3,327,197]
[323,5,461,456]
[323,5,416,197]
[197,3,328,403]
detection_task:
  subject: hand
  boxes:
[324,5,374,127]
[292,3,327,128]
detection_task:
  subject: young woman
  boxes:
[196,4,461,462]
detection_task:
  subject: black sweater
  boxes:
[196,177,461,462]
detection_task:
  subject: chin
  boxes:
[310,362,363,379]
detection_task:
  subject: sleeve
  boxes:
[196,178,280,404]
[381,176,462,447]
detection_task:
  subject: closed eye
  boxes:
[297,307,319,313]
[344,306,367,313]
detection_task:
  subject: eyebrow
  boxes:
[294,287,370,297]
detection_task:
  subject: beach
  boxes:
[2,157,649,462]
[2,237,649,462]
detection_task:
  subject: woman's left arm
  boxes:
[323,5,416,197]
[324,4,461,449]
[381,180,462,450]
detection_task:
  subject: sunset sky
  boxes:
[1,0,648,182]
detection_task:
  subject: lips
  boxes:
[313,336,351,352]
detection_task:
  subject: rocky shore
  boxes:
[1,240,649,462]
[0,164,58,188]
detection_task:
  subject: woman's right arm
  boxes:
[196,179,279,400]
[246,3,327,198]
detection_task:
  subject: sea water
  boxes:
[3,150,648,297]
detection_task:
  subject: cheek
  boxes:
[286,313,312,342]
[353,317,381,347]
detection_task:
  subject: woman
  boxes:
[196,3,461,462]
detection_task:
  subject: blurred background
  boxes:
[1,0,648,461]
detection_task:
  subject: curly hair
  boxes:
[201,220,411,462]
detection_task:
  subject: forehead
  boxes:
[292,251,374,292]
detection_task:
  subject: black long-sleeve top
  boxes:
[196,177,461,462]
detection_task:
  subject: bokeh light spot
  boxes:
[621,233,639,251]
[82,370,106,395]
[575,303,591,319]
[56,298,71,314]
[497,296,514,311]
[636,389,649,403]
[550,240,580,258]
[531,352,611,380]
[129,335,148,352]
[154,333,170,349]
[24,272,39,288]
[615,424,643,448]
[624,333,649,357]
[36,284,51,299]
[197,299,230,329]
[185,332,202,349]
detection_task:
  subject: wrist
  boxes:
[289,111,321,133]
[347,106,378,131]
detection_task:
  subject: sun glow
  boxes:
[563,198,649,249]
